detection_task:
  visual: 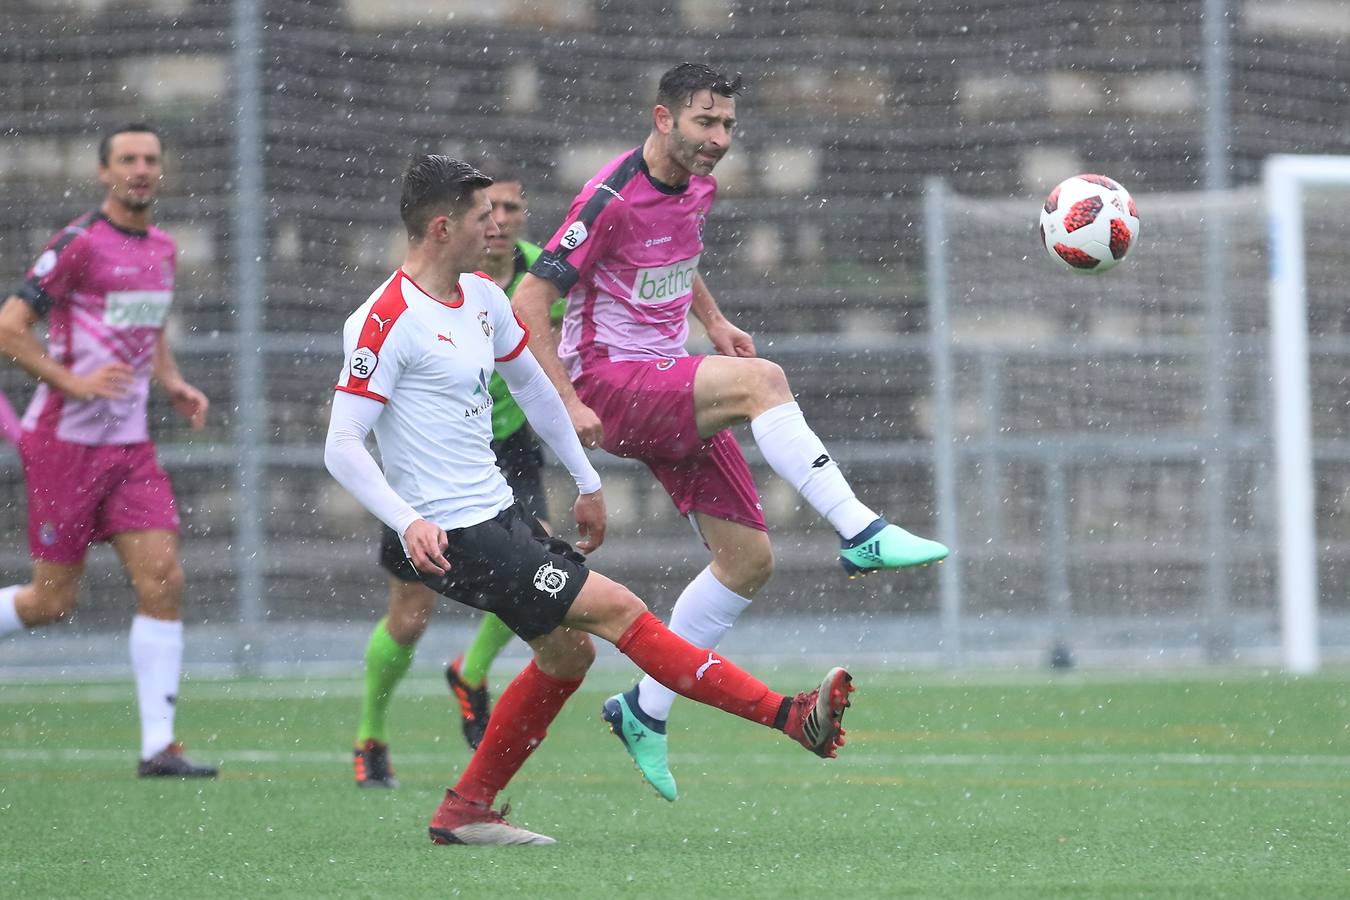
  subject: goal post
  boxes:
[1265,154,1350,675]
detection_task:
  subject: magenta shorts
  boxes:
[574,355,766,532]
[19,431,180,563]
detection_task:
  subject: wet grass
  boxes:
[2,669,1348,898]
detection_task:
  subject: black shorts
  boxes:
[379,426,550,582]
[390,503,588,641]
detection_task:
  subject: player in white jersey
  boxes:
[326,156,856,845]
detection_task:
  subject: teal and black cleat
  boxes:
[840,517,949,577]
[602,688,677,802]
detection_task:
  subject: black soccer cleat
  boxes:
[137,742,218,778]
[353,738,399,788]
[446,656,493,750]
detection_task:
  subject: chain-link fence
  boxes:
[1,0,1347,673]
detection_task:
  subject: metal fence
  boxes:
[1,0,1348,673]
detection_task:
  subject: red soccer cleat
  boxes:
[428,789,555,846]
[783,667,854,758]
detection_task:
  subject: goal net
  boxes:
[928,171,1350,667]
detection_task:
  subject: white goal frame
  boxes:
[1265,154,1350,674]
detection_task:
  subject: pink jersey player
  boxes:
[513,63,948,803]
[19,210,176,445]
[542,148,716,380]
[0,124,215,779]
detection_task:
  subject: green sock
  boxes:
[356,618,415,744]
[459,614,515,687]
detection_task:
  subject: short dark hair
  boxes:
[472,158,524,188]
[399,155,493,238]
[656,63,744,111]
[99,122,160,166]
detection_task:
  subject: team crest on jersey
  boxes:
[349,347,378,379]
[477,309,492,338]
[560,220,588,250]
[32,250,57,279]
[533,561,569,598]
[694,207,706,241]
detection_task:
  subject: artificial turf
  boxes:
[2,668,1347,898]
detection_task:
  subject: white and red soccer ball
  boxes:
[1038,174,1140,273]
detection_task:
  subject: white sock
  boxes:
[130,614,184,759]
[0,585,22,637]
[636,567,752,722]
[750,401,877,539]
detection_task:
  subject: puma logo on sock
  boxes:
[696,653,722,680]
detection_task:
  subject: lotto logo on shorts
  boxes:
[533,562,569,598]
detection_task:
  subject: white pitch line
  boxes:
[2,747,1348,769]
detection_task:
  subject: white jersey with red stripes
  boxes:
[335,268,530,531]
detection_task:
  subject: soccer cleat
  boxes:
[783,667,854,758]
[601,689,677,802]
[137,742,218,778]
[840,517,949,577]
[353,738,399,788]
[446,656,493,750]
[428,789,556,846]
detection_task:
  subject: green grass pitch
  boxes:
[2,668,1348,898]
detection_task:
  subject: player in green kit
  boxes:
[353,161,564,788]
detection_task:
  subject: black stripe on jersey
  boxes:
[16,209,100,316]
[528,147,646,295]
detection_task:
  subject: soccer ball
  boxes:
[1038,174,1140,273]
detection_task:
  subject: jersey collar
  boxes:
[398,267,464,308]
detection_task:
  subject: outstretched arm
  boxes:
[498,347,606,553]
[512,273,603,448]
[690,274,755,358]
[324,391,450,575]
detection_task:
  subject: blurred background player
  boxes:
[354,161,566,787]
[512,63,949,801]
[326,154,854,844]
[0,123,215,778]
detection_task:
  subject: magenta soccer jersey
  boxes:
[531,148,715,379]
[17,210,176,445]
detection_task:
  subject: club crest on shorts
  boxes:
[533,561,569,598]
[656,357,676,371]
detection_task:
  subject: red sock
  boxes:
[453,660,582,806]
[616,612,786,727]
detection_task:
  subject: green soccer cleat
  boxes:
[840,517,949,577]
[602,688,677,802]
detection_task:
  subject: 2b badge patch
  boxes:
[560,221,588,250]
[349,347,378,379]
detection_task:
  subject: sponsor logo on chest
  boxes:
[631,254,699,306]
[104,290,172,328]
